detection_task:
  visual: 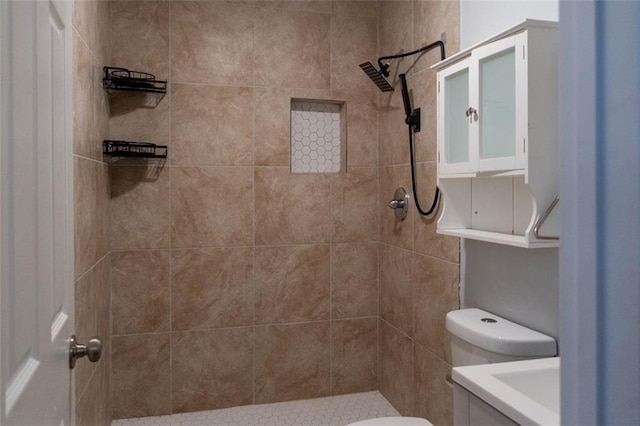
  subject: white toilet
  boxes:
[347,308,557,426]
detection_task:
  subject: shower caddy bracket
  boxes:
[101,66,169,160]
[102,66,167,94]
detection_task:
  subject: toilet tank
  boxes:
[446,308,557,367]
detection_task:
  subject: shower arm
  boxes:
[377,40,446,75]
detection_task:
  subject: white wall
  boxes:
[459,0,560,340]
[463,240,559,339]
[460,0,558,48]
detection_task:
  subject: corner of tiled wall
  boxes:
[378,1,461,425]
[72,0,112,425]
[107,0,381,420]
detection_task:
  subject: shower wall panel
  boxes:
[107,0,380,418]
[72,0,112,424]
[377,1,461,425]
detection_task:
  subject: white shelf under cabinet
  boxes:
[433,20,559,248]
[438,229,558,249]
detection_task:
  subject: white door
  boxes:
[1,0,75,424]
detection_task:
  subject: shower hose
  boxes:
[408,124,440,217]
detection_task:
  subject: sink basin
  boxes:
[452,357,560,425]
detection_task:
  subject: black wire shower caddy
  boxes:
[102,67,167,94]
[103,140,167,159]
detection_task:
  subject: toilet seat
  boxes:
[347,417,433,426]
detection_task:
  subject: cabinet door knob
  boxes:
[466,107,478,122]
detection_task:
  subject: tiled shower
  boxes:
[72,1,459,425]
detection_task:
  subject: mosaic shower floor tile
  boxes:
[112,391,400,426]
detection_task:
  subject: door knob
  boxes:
[69,335,102,369]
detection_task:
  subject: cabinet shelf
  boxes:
[102,67,167,94]
[103,140,167,159]
[437,228,557,249]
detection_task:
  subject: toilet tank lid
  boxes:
[446,308,557,357]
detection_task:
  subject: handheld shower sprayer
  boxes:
[361,39,446,217]
[399,73,420,132]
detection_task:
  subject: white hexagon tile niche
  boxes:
[291,100,343,173]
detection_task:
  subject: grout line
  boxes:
[108,241,383,253]
[168,0,174,414]
[378,241,460,266]
[251,16,257,403]
[110,317,380,339]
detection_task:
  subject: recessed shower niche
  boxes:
[290,99,346,173]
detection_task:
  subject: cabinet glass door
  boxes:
[439,58,471,174]
[475,36,521,172]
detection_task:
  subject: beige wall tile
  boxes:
[110,1,169,79]
[171,328,253,412]
[410,69,438,163]
[254,8,330,89]
[254,167,331,245]
[254,87,291,166]
[96,163,110,260]
[73,0,110,68]
[331,318,378,394]
[95,0,111,67]
[380,244,414,335]
[379,88,410,167]
[255,322,330,403]
[257,0,331,14]
[75,256,110,401]
[380,320,414,415]
[413,254,459,363]
[95,255,112,358]
[171,1,254,85]
[93,64,110,158]
[112,250,170,335]
[331,242,378,319]
[332,0,378,18]
[379,166,414,249]
[76,356,110,426]
[330,15,378,93]
[74,269,98,400]
[172,84,253,166]
[112,333,171,418]
[74,2,111,422]
[412,162,459,262]
[110,166,171,250]
[74,157,98,279]
[171,247,253,330]
[254,87,331,166]
[171,166,253,248]
[413,0,460,75]
[378,0,414,76]
[73,32,96,159]
[331,90,378,167]
[108,90,171,156]
[254,244,330,324]
[331,167,379,242]
[413,342,453,425]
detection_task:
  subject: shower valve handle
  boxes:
[388,187,409,221]
[388,199,406,209]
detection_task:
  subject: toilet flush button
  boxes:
[481,318,497,323]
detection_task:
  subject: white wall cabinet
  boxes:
[433,20,559,248]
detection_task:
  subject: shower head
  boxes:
[359,62,394,92]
